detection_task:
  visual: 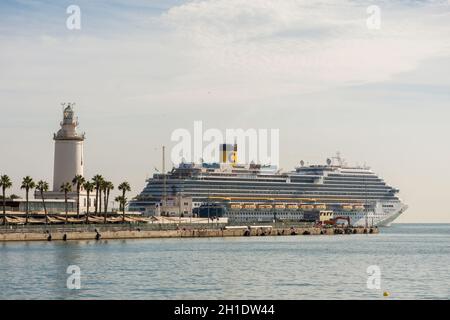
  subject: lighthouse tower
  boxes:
[52,103,85,191]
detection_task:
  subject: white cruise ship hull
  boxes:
[329,201,407,227]
[225,201,407,227]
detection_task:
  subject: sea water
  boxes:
[0,224,448,299]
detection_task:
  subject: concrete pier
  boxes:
[0,225,379,242]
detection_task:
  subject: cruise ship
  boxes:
[129,144,407,226]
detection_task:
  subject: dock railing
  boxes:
[1,219,318,234]
[0,222,230,234]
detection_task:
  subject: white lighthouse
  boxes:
[52,103,85,191]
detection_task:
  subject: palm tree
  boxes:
[60,182,72,223]
[118,182,131,222]
[72,174,85,219]
[21,176,35,225]
[115,196,123,212]
[103,181,114,223]
[36,180,49,224]
[92,175,103,215]
[115,196,127,219]
[83,181,94,224]
[0,175,13,225]
[98,180,105,218]
[100,180,106,223]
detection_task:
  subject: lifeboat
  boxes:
[315,204,326,210]
[230,204,242,209]
[354,205,365,211]
[274,204,286,209]
[301,204,314,211]
[244,204,256,209]
[258,204,273,209]
[286,204,299,209]
[342,205,353,211]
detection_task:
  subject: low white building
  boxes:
[150,196,193,217]
[35,190,94,213]
[2,198,77,214]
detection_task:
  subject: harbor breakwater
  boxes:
[0,224,379,241]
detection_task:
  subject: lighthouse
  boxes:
[52,103,85,191]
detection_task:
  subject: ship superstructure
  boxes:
[130,145,407,226]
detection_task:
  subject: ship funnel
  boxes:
[220,143,237,164]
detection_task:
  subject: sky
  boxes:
[0,0,449,222]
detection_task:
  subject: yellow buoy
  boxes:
[383,291,390,297]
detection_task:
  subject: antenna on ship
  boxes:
[336,152,342,166]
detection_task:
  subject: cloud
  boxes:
[0,0,449,107]
[156,0,450,100]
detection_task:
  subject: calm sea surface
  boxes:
[0,224,449,300]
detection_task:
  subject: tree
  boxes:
[60,182,72,223]
[98,185,103,215]
[0,175,13,225]
[92,175,103,215]
[21,176,35,225]
[115,196,127,219]
[103,181,114,223]
[98,180,106,221]
[115,196,123,211]
[118,182,131,222]
[72,174,85,219]
[83,181,94,224]
[36,180,49,224]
